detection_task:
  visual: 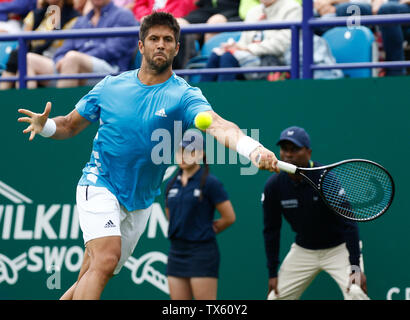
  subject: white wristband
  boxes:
[236,136,262,160]
[39,118,56,138]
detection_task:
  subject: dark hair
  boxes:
[139,12,180,44]
[41,0,74,9]
[165,154,210,207]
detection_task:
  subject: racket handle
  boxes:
[255,156,297,174]
[277,161,297,174]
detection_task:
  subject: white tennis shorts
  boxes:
[76,185,152,274]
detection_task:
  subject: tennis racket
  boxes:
[274,159,395,222]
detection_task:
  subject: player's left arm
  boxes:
[203,110,279,172]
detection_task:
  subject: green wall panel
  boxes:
[0,76,408,300]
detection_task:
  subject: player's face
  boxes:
[279,141,312,168]
[139,25,180,74]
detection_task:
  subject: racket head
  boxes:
[318,159,395,222]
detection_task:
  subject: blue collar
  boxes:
[86,1,115,20]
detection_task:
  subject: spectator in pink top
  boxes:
[133,0,197,23]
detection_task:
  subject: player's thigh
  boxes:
[113,205,153,275]
[86,236,122,271]
[76,185,122,271]
[77,247,91,280]
[191,277,218,300]
[270,243,321,300]
[168,276,193,300]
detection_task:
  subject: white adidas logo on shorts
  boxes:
[104,220,116,228]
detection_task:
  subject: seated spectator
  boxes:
[15,0,138,88]
[239,0,259,20]
[132,0,197,23]
[73,0,93,15]
[377,0,410,76]
[200,0,301,82]
[0,0,36,33]
[178,0,241,43]
[313,0,388,36]
[0,0,80,90]
[113,0,134,10]
[132,0,198,69]
[333,0,385,16]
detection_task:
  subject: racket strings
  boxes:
[320,162,393,221]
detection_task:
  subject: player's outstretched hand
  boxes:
[18,101,52,141]
[250,146,279,173]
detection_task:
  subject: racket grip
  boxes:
[277,161,297,174]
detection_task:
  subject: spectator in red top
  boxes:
[133,0,197,23]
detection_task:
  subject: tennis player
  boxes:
[262,126,369,300]
[17,12,278,300]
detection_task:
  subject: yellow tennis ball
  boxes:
[194,112,212,130]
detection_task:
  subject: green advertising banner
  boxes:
[0,76,409,300]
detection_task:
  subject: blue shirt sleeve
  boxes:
[182,86,212,128]
[75,76,108,122]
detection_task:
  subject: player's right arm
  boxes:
[18,101,91,141]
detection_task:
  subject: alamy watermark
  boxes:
[46,263,61,290]
[45,5,61,30]
[346,5,361,30]
[151,122,260,176]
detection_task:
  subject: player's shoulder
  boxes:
[171,73,190,87]
[171,73,203,93]
[106,70,136,82]
[99,70,137,89]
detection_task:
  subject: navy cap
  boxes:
[276,126,311,148]
[180,129,204,151]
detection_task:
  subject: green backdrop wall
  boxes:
[0,76,409,300]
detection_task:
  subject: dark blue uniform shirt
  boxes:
[262,161,361,278]
[166,167,229,242]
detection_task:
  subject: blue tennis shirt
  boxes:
[75,69,212,211]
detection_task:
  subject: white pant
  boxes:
[76,185,152,274]
[267,242,369,300]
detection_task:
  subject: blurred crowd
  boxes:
[0,0,408,89]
